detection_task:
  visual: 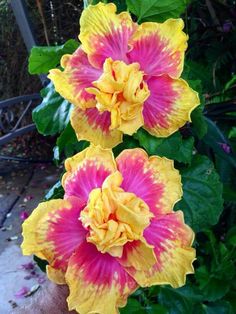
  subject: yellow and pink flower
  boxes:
[22,145,195,314]
[48,2,200,148]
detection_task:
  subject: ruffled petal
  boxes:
[62,144,117,201]
[118,240,157,272]
[48,47,101,109]
[79,2,136,68]
[128,19,188,78]
[47,265,66,284]
[71,107,123,148]
[125,211,195,288]
[116,148,182,215]
[65,242,138,314]
[86,58,149,135]
[21,197,86,283]
[143,75,200,137]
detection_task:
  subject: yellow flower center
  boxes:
[86,58,150,135]
[80,172,153,257]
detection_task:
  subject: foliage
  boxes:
[126,0,189,23]
[28,0,236,313]
[45,180,64,200]
[32,82,72,136]
[53,123,89,162]
[135,129,194,164]
[174,155,223,232]
[28,39,79,74]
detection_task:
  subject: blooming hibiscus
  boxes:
[22,145,195,314]
[48,2,200,148]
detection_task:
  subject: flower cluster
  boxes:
[22,2,197,314]
[48,2,199,148]
[22,145,195,314]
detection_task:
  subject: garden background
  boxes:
[0,0,236,313]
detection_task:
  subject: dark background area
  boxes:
[0,0,84,160]
[0,0,84,100]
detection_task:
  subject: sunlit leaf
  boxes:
[29,39,79,74]
[126,0,189,23]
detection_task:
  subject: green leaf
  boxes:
[225,291,236,312]
[202,118,236,169]
[29,39,79,74]
[113,135,140,157]
[183,61,213,93]
[226,226,236,247]
[223,185,236,202]
[45,181,64,200]
[196,266,230,301]
[126,0,189,23]
[33,83,72,136]
[33,255,48,273]
[120,298,145,314]
[191,104,208,139]
[56,123,77,150]
[215,155,236,200]
[174,155,223,232]
[111,0,127,11]
[229,127,236,139]
[158,285,203,314]
[54,122,89,161]
[224,75,236,91]
[203,301,234,314]
[134,129,194,164]
[199,235,235,288]
[146,304,168,314]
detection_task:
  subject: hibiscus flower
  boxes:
[22,145,195,314]
[48,2,199,148]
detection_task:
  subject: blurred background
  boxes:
[0,0,84,99]
[0,0,84,163]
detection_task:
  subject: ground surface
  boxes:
[0,161,61,313]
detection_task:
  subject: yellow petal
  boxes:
[47,265,66,285]
[125,211,195,288]
[116,148,182,214]
[70,107,123,148]
[21,197,86,277]
[65,242,138,314]
[79,2,135,68]
[129,19,188,78]
[143,76,200,137]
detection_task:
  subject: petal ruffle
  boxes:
[71,107,123,148]
[118,240,157,272]
[62,144,117,201]
[79,2,136,68]
[21,197,86,283]
[125,211,195,288]
[86,58,149,135]
[48,47,101,108]
[65,242,138,314]
[116,148,182,215]
[128,19,188,78]
[143,75,200,137]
